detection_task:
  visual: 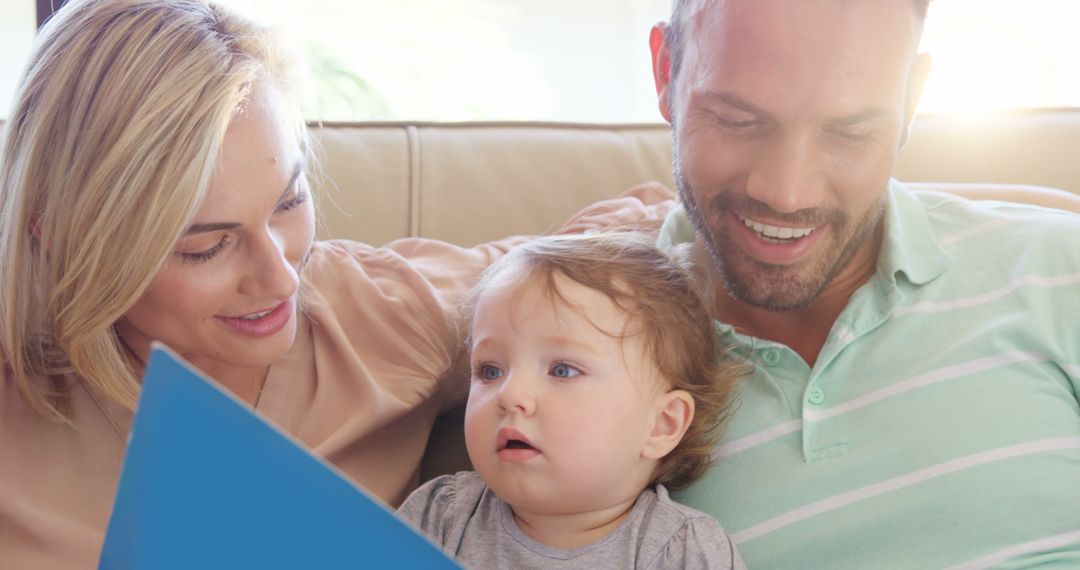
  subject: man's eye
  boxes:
[549,362,582,379]
[473,364,503,382]
[829,128,875,144]
[717,118,760,131]
[714,115,761,132]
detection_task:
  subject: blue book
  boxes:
[100,344,458,569]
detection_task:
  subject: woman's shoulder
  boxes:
[302,238,491,309]
[299,239,466,367]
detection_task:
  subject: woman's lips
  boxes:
[215,297,294,338]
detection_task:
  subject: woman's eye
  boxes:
[549,362,582,379]
[474,364,503,382]
[178,235,230,264]
[277,188,308,213]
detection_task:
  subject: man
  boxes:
[648,0,1080,567]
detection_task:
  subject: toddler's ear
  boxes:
[642,390,694,460]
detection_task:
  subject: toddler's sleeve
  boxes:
[651,516,747,570]
[396,474,459,548]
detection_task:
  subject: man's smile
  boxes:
[738,215,817,244]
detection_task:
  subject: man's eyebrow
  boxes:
[830,107,894,126]
[183,163,304,236]
[698,90,771,118]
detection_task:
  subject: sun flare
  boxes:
[916,0,1080,114]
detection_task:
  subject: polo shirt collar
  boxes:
[877,179,948,287]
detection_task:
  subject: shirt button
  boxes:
[807,386,826,406]
[761,348,781,367]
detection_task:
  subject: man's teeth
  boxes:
[239,309,274,320]
[740,217,815,240]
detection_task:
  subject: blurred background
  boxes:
[2,0,1078,122]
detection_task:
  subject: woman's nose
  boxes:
[240,227,300,300]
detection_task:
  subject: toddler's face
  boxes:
[464,271,668,517]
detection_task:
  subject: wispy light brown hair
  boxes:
[464,232,742,490]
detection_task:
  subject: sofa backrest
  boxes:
[3,108,1077,246]
[309,109,1080,245]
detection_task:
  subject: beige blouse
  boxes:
[0,186,674,569]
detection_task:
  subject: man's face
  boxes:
[654,0,926,311]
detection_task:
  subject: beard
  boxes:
[673,160,886,312]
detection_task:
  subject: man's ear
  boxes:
[900,52,932,148]
[642,389,694,460]
[650,23,675,124]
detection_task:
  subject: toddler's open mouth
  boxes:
[496,427,541,461]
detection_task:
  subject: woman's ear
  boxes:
[642,389,695,460]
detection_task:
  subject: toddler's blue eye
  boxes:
[475,364,503,381]
[550,363,581,379]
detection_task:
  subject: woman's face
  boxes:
[118,79,315,380]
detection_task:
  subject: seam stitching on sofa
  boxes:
[406,125,421,237]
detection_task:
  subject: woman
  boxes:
[0,1,669,567]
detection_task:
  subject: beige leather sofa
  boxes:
[302,108,1080,479]
[3,110,1077,478]
[309,108,1080,246]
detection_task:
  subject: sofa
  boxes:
[2,109,1076,479]
[299,108,1080,479]
[308,108,1080,247]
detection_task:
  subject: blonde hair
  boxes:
[0,0,307,422]
[464,232,742,490]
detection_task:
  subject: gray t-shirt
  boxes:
[397,471,746,569]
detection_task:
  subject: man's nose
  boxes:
[746,131,826,215]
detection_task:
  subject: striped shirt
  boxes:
[659,181,1080,569]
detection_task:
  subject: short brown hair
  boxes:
[464,232,742,490]
[665,0,932,79]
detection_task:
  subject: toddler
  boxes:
[398,232,745,569]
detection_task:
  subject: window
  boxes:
[3,0,1079,122]
[0,0,35,118]
[216,0,1080,121]
[918,0,1080,114]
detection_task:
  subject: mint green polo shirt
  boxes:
[661,181,1080,569]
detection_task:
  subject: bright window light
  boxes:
[2,1,1078,121]
[916,0,1080,114]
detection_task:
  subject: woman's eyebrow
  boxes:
[183,163,304,236]
[275,163,304,205]
[185,221,241,235]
